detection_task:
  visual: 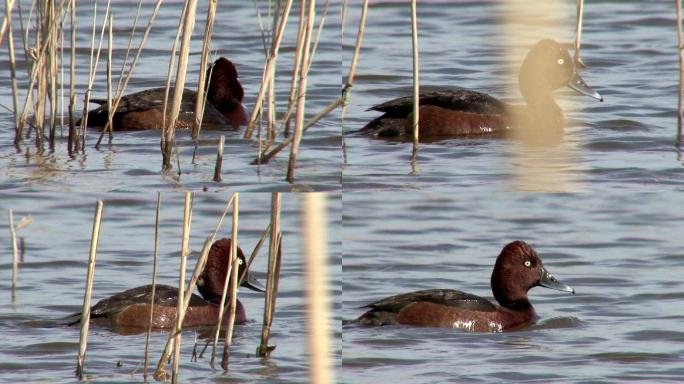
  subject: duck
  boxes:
[358,39,602,140]
[351,240,575,332]
[65,238,264,330]
[81,57,248,130]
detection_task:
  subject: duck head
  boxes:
[197,238,265,303]
[519,39,602,107]
[490,240,574,310]
[206,57,245,111]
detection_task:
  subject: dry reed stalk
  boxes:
[286,0,316,183]
[162,0,197,172]
[143,192,162,382]
[253,97,341,164]
[244,223,271,279]
[67,0,77,152]
[5,0,20,134]
[574,0,585,67]
[213,135,225,182]
[76,200,104,379]
[220,194,240,370]
[306,0,329,71]
[114,0,142,96]
[8,209,18,303]
[191,0,218,144]
[210,193,239,368]
[47,0,58,148]
[410,0,420,167]
[341,0,369,162]
[678,0,684,142]
[0,0,17,47]
[257,193,282,357]
[172,192,193,383]
[244,0,294,139]
[94,12,114,148]
[280,0,306,134]
[303,193,330,384]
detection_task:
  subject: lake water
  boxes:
[0,192,341,383]
[0,1,342,192]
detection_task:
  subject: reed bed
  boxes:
[2,1,338,184]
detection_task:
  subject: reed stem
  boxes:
[76,200,104,380]
[286,0,316,183]
[162,0,198,172]
[258,193,282,357]
[143,192,162,381]
[191,0,218,143]
[173,192,193,383]
[677,0,684,143]
[5,0,19,139]
[221,194,240,370]
[574,0,585,67]
[410,0,420,169]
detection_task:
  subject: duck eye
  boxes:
[557,58,564,65]
[524,260,532,267]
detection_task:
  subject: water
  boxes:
[0,1,342,192]
[0,192,342,383]
[342,191,684,383]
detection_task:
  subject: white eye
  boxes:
[524,260,532,267]
[238,259,243,265]
[557,58,564,65]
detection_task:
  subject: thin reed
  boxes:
[286,1,316,183]
[76,200,104,379]
[410,0,420,171]
[142,192,162,381]
[257,193,282,357]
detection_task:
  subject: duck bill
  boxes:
[567,72,603,102]
[240,270,266,292]
[538,267,575,294]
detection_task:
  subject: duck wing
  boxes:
[365,288,497,313]
[368,89,507,117]
[64,284,208,325]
